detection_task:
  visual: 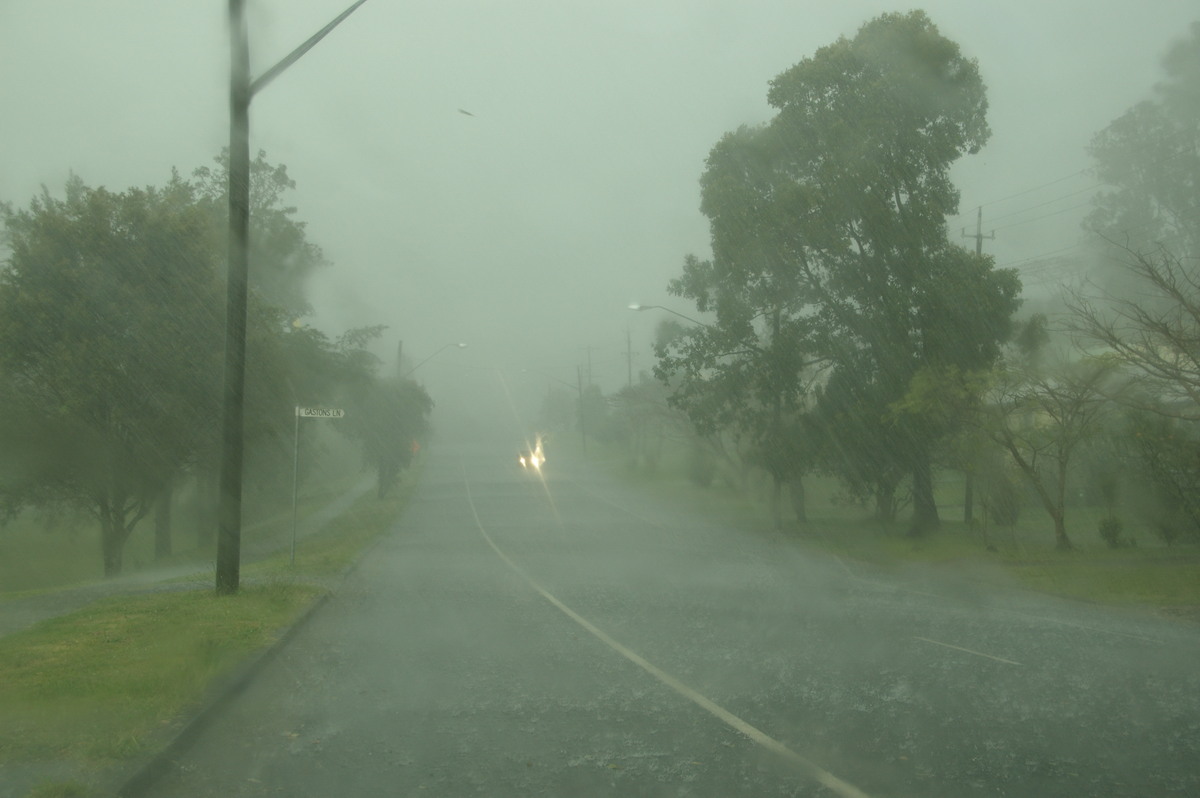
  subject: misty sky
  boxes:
[1,1,1196,436]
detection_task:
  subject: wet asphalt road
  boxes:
[144,440,1200,797]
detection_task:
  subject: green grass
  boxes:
[0,471,363,595]
[0,584,321,764]
[24,783,90,798]
[248,468,420,581]
[590,438,1200,612]
[0,461,421,796]
[1006,552,1200,607]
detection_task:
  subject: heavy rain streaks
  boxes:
[3,3,1200,797]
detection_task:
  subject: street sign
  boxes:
[297,407,345,418]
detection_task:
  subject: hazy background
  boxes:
[2,1,1195,438]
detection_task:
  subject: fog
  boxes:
[1,0,1195,435]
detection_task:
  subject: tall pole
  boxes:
[960,205,994,527]
[216,0,251,595]
[290,407,301,566]
[626,328,632,388]
[577,365,587,457]
[963,206,994,257]
[215,0,371,595]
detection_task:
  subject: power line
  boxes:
[950,168,1090,220]
[985,184,1104,226]
[991,199,1097,233]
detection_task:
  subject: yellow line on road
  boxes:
[913,636,1022,666]
[463,471,872,798]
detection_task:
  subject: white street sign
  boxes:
[297,407,345,418]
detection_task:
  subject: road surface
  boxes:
[142,439,1200,797]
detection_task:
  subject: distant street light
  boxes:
[217,0,371,595]
[403,342,467,378]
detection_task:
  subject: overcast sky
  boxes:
[2,1,1196,436]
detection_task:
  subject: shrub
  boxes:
[1098,516,1132,549]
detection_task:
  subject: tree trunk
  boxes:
[1053,510,1072,551]
[908,449,940,537]
[874,482,897,522]
[963,470,975,525]
[100,511,125,578]
[154,484,173,561]
[769,474,783,530]
[789,476,807,524]
[1054,460,1073,551]
[1003,439,1073,551]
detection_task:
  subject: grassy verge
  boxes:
[589,440,1200,612]
[0,462,421,797]
[1004,550,1200,608]
[247,467,420,581]
[0,584,322,765]
[0,470,364,595]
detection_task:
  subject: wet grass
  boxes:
[0,472,363,596]
[590,440,1200,612]
[248,467,420,581]
[0,584,321,766]
[0,462,421,796]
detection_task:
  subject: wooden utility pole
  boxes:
[962,206,994,257]
[959,205,995,527]
[216,0,251,595]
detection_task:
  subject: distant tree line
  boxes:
[0,150,432,576]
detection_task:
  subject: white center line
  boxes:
[463,471,872,798]
[913,636,1022,666]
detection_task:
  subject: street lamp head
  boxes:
[402,341,468,377]
[627,302,707,328]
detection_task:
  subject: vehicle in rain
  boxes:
[517,437,546,469]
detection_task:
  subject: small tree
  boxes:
[345,377,433,498]
[1123,411,1200,544]
[0,175,224,575]
[984,357,1118,551]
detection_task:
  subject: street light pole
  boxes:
[216,0,371,595]
[216,0,251,595]
[577,366,587,457]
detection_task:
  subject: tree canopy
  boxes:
[1087,21,1200,263]
[0,154,428,577]
[0,175,224,575]
[656,11,1021,533]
